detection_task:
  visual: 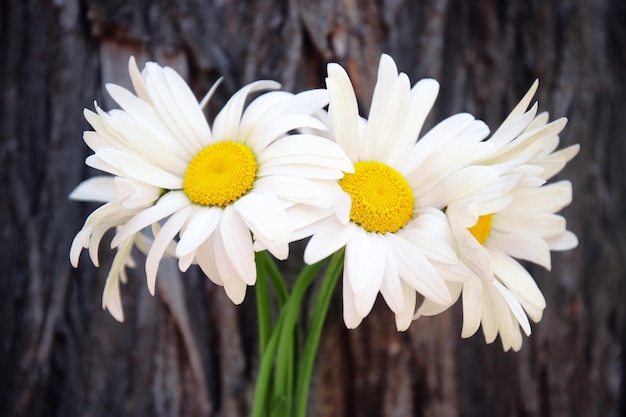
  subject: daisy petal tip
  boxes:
[146,265,157,296]
[343,314,363,329]
[461,323,480,339]
[394,316,411,332]
[225,283,247,305]
[380,53,395,66]
[327,62,346,76]
[303,248,322,266]
[418,77,440,92]
[106,304,125,323]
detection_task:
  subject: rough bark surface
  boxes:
[1,0,624,416]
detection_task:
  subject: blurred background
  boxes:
[1,0,624,416]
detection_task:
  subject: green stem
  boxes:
[294,249,345,417]
[252,311,286,417]
[258,250,290,307]
[271,260,324,416]
[255,251,272,355]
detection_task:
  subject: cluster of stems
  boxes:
[252,249,345,417]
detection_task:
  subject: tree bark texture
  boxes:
[1,0,625,416]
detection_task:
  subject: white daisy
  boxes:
[71,57,352,311]
[418,81,579,351]
[70,176,160,321]
[304,54,493,331]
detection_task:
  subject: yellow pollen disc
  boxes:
[468,214,494,245]
[339,161,414,233]
[183,141,257,207]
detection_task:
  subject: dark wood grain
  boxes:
[1,0,624,416]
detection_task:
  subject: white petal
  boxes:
[212,80,280,142]
[115,177,162,209]
[387,233,451,305]
[102,271,124,322]
[416,282,462,317]
[106,83,173,139]
[223,277,248,306]
[460,278,483,338]
[240,89,327,140]
[334,190,352,225]
[450,220,494,280]
[385,79,440,167]
[257,161,344,180]
[488,249,546,312]
[176,206,221,257]
[342,268,364,329]
[258,134,351,165]
[277,88,329,118]
[199,77,223,110]
[112,191,190,248]
[102,237,135,322]
[379,242,404,314]
[496,80,539,132]
[239,91,293,132]
[366,72,411,162]
[507,181,572,214]
[163,67,212,147]
[249,114,328,153]
[142,63,207,154]
[213,226,248,303]
[493,280,532,337]
[488,230,552,270]
[395,280,417,331]
[146,205,193,295]
[86,149,183,189]
[345,229,385,317]
[234,190,290,260]
[128,57,151,102]
[404,207,457,264]
[488,103,538,153]
[255,176,332,208]
[539,144,580,180]
[326,64,360,161]
[416,166,499,208]
[220,206,256,285]
[106,111,191,170]
[362,54,400,160]
[70,230,89,267]
[488,282,526,351]
[492,212,566,239]
[480,286,499,344]
[283,205,335,242]
[547,230,578,250]
[178,248,198,272]
[397,113,478,174]
[70,176,117,202]
[71,201,135,267]
[195,236,224,286]
[304,220,356,264]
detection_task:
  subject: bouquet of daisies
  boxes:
[70,53,578,416]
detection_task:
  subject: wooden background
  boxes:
[1,0,624,416]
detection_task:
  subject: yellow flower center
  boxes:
[339,161,415,233]
[468,214,494,245]
[183,141,257,207]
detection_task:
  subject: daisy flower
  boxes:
[418,81,579,351]
[70,57,352,314]
[69,176,155,321]
[304,54,494,331]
